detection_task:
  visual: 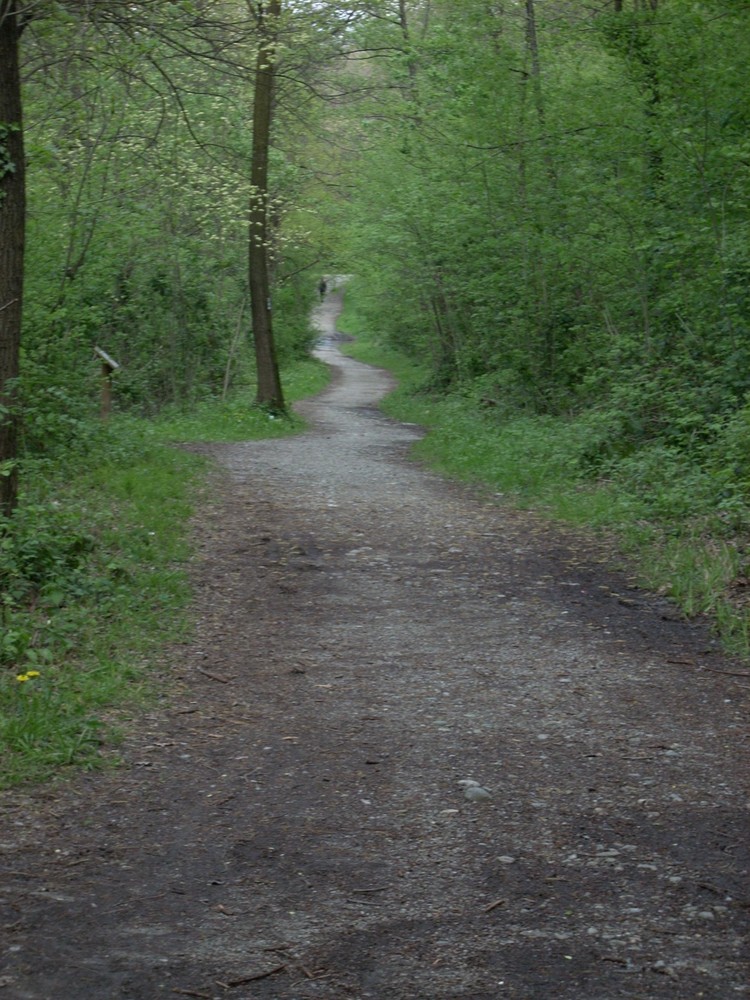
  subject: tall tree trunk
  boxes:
[248,0,285,413]
[0,1,25,516]
[518,0,556,381]
[612,0,661,357]
[398,0,417,84]
[524,0,556,184]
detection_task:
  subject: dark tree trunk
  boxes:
[0,1,25,516]
[248,0,285,414]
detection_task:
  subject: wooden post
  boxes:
[94,347,120,419]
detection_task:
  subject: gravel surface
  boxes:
[0,289,748,999]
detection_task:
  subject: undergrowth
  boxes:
[339,297,750,659]
[152,358,329,442]
[0,430,198,787]
[0,357,331,787]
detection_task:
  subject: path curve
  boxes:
[1,291,748,999]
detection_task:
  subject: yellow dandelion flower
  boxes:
[14,671,40,682]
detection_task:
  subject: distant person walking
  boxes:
[318,278,327,300]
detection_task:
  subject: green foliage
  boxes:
[152,357,330,442]
[0,503,96,614]
[336,1,750,462]
[0,421,199,787]
[17,6,326,452]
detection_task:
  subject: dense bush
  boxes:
[339,2,750,489]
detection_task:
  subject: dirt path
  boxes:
[1,291,748,999]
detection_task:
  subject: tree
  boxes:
[0,1,25,516]
[16,2,275,438]
[247,0,285,413]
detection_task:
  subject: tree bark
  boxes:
[524,0,555,184]
[248,0,285,414]
[0,1,25,516]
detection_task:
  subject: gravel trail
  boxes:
[0,289,748,999]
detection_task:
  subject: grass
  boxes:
[152,357,330,442]
[338,297,750,659]
[0,438,201,787]
[0,356,332,788]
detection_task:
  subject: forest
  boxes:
[1,1,749,777]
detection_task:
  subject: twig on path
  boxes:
[665,659,750,679]
[172,990,212,999]
[297,962,327,980]
[219,965,287,987]
[484,897,507,913]
[258,949,325,981]
[196,666,234,684]
[351,885,390,894]
[698,880,730,895]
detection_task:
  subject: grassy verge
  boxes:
[151,357,330,442]
[339,297,750,659]
[0,357,331,788]
[0,435,198,788]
